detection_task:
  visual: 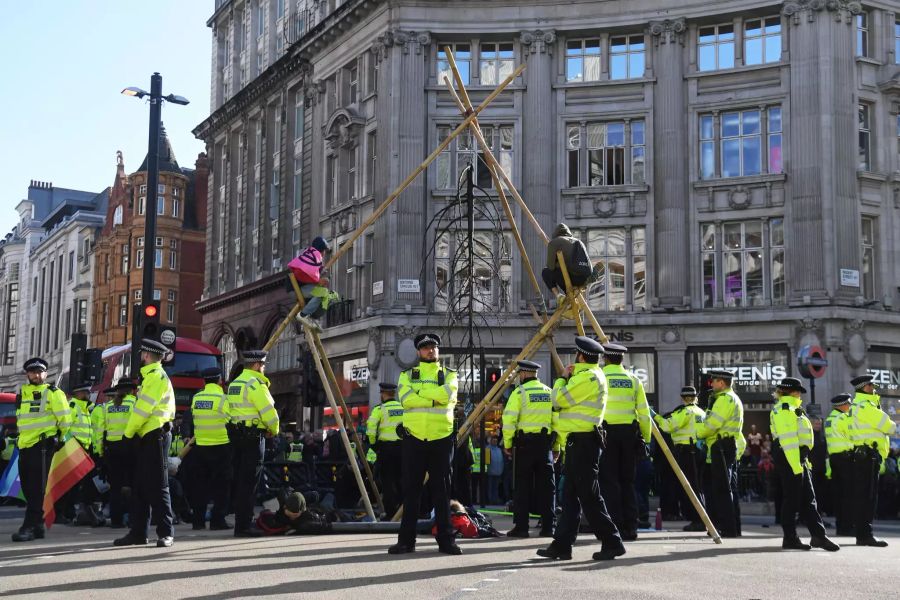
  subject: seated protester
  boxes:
[256,491,331,535]
[542,223,593,295]
[431,500,502,539]
[288,236,340,331]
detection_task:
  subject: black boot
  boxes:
[387,542,416,555]
[593,539,626,561]
[113,533,149,547]
[782,537,811,550]
[506,527,530,538]
[810,535,840,552]
[438,542,463,555]
[856,537,888,548]
[11,527,36,542]
[536,541,572,560]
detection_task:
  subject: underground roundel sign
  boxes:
[797,344,828,379]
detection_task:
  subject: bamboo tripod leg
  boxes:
[556,251,586,337]
[528,304,564,374]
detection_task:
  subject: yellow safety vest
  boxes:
[226,369,280,435]
[849,392,896,461]
[601,364,651,442]
[125,362,175,438]
[366,399,404,444]
[104,396,135,442]
[825,408,853,456]
[654,402,706,445]
[16,383,71,449]
[398,362,458,441]
[502,378,553,450]
[769,395,813,476]
[191,383,230,446]
[697,387,746,455]
[69,398,93,450]
[551,362,607,450]
[90,404,105,455]
[287,442,304,462]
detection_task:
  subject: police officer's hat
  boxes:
[242,350,268,364]
[378,382,398,393]
[414,333,441,349]
[201,367,222,383]
[706,369,734,382]
[776,377,807,393]
[516,360,541,373]
[140,338,168,356]
[23,357,48,372]
[830,393,853,406]
[574,336,604,359]
[602,343,628,356]
[70,384,92,395]
[680,386,698,397]
[850,375,874,390]
[114,379,137,391]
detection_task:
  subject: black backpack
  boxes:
[568,240,593,282]
[465,507,503,538]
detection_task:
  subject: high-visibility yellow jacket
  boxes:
[226,368,279,435]
[825,408,853,456]
[696,387,745,455]
[398,362,458,441]
[367,399,404,444]
[16,383,71,449]
[104,396,136,442]
[125,362,175,438]
[502,378,553,450]
[69,398,93,450]
[769,395,813,476]
[288,442,304,462]
[90,404,105,455]
[654,402,706,445]
[850,392,897,461]
[551,362,607,450]
[602,364,651,442]
[190,383,230,446]
[365,446,376,463]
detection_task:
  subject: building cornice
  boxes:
[195,270,288,313]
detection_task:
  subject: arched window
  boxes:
[113,205,123,226]
[217,332,237,378]
[267,323,301,373]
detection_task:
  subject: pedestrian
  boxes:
[226,349,280,537]
[848,375,897,547]
[653,385,707,532]
[366,382,404,518]
[598,343,650,541]
[696,369,744,538]
[541,223,592,295]
[747,424,762,466]
[113,339,176,548]
[502,359,556,538]
[11,358,72,542]
[768,378,839,551]
[388,333,461,556]
[187,367,233,531]
[103,380,137,529]
[537,336,625,562]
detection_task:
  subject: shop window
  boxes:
[584,227,646,312]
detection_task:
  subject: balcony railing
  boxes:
[325,298,354,328]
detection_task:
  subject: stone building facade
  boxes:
[196,0,900,431]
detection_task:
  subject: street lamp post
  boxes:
[122,73,189,376]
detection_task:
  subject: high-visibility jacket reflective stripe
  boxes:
[825,408,854,455]
[697,387,746,455]
[367,400,403,443]
[16,384,71,449]
[191,383,230,446]
[69,399,93,449]
[849,392,896,461]
[398,362,458,441]
[601,364,651,442]
[550,363,607,450]
[654,403,706,445]
[90,404,105,455]
[124,362,175,438]
[226,369,279,435]
[769,395,813,475]
[104,396,136,441]
[502,378,553,449]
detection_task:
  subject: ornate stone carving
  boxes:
[593,195,617,218]
[519,30,557,55]
[370,32,393,63]
[660,326,682,344]
[390,30,431,55]
[783,0,861,23]
[649,18,686,45]
[842,319,867,368]
[794,316,824,349]
[727,186,752,209]
[332,207,357,236]
[366,327,382,372]
[304,79,325,105]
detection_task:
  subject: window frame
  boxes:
[856,12,869,58]
[858,103,871,171]
[698,105,783,180]
[434,123,514,190]
[609,35,646,80]
[743,16,782,66]
[566,118,646,187]
[861,216,876,299]
[565,38,602,83]
[478,42,515,86]
[583,227,647,312]
[698,22,736,72]
[437,43,472,86]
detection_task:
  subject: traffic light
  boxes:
[486,367,502,385]
[302,354,325,407]
[141,301,161,340]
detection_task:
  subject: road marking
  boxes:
[482,578,499,582]
[461,588,478,592]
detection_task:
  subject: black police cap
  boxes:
[516,360,541,372]
[602,343,628,355]
[379,382,398,392]
[706,369,734,381]
[575,336,604,358]
[201,367,222,382]
[242,350,268,364]
[850,375,874,390]
[414,333,441,349]
[830,393,852,406]
[23,357,48,372]
[776,377,807,393]
[680,386,698,397]
[114,379,138,391]
[140,338,168,355]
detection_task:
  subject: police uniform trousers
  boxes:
[852,447,881,541]
[398,434,454,548]
[829,452,854,535]
[18,438,58,528]
[772,444,826,540]
[708,437,741,537]
[128,428,174,540]
[598,423,640,536]
[189,442,234,526]
[375,441,403,518]
[554,432,621,549]
[512,433,555,531]
[105,439,134,527]
[674,443,703,524]
[231,429,265,531]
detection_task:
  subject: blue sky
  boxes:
[0,1,213,234]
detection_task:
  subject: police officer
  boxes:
[70,385,105,527]
[825,393,854,536]
[502,359,556,538]
[366,382,404,518]
[598,343,650,541]
[104,380,137,528]
[227,350,280,537]
[769,378,839,551]
[113,339,176,548]
[696,369,744,538]
[537,336,625,562]
[388,333,461,556]
[11,358,72,542]
[184,367,232,531]
[848,375,897,547]
[653,385,706,532]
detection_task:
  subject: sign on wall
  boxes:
[840,269,860,287]
[397,279,420,293]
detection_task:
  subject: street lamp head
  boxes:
[121,86,148,98]
[164,94,190,106]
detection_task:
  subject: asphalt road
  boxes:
[0,507,898,599]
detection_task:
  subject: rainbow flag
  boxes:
[0,447,25,501]
[43,438,94,528]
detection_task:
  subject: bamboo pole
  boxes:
[528,304,564,375]
[556,251,586,336]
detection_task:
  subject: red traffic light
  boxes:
[144,304,158,318]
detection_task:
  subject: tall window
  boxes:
[858,104,871,171]
[172,197,179,217]
[167,302,176,323]
[347,61,358,104]
[3,282,17,365]
[293,95,305,211]
[348,146,359,200]
[169,250,177,270]
[367,131,377,196]
[861,217,875,298]
[698,23,735,71]
[119,294,128,326]
[895,19,900,64]
[138,196,145,215]
[584,227,646,312]
[435,124,513,189]
[136,249,144,268]
[479,43,514,85]
[699,107,782,179]
[567,120,645,187]
[270,158,280,219]
[609,35,645,80]
[67,251,74,281]
[157,196,165,215]
[64,308,71,342]
[154,249,163,269]
[113,205,123,226]
[433,231,512,313]
[76,299,87,333]
[120,244,129,274]
[437,44,471,86]
[566,39,601,82]
[856,13,869,57]
[744,17,781,65]
[700,219,784,308]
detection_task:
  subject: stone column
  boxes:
[369,33,392,309]
[649,18,689,309]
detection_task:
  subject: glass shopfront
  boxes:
[687,345,791,411]
[867,348,900,449]
[555,347,659,410]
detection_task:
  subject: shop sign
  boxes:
[342,357,369,386]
